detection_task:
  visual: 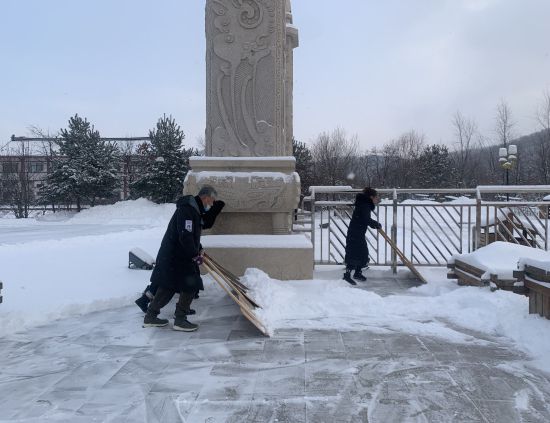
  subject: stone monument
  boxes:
[184,0,313,279]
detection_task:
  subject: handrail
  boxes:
[299,185,550,267]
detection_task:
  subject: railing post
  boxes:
[391,188,398,274]
[475,187,481,251]
[311,188,316,263]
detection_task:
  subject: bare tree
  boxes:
[381,130,425,187]
[534,90,550,184]
[0,139,34,217]
[495,100,516,148]
[311,128,359,186]
[494,100,518,184]
[452,111,478,187]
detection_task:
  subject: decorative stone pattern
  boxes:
[205,0,298,157]
[185,157,301,234]
[188,171,299,212]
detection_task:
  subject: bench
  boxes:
[447,259,487,287]
[0,280,2,304]
[514,262,550,319]
[447,259,518,291]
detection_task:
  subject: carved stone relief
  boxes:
[206,0,297,157]
[185,170,300,213]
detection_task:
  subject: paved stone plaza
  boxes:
[1,271,550,422]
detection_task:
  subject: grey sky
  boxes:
[1,0,549,151]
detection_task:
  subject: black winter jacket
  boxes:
[344,193,380,268]
[150,195,204,293]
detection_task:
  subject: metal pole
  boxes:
[311,188,316,263]
[506,169,510,202]
[475,188,481,251]
[391,188,398,273]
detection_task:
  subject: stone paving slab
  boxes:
[1,275,550,422]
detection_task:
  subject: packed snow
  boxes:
[1,200,550,374]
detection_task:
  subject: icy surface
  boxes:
[1,269,550,422]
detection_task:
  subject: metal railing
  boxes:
[293,186,550,268]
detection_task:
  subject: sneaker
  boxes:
[143,315,169,328]
[343,272,357,285]
[173,317,198,332]
[135,294,150,313]
[353,271,367,282]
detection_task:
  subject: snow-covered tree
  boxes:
[292,138,314,195]
[131,115,196,203]
[40,114,120,211]
[416,144,456,188]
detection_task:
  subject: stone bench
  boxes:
[514,263,550,319]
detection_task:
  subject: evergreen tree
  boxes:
[40,114,120,211]
[292,138,314,195]
[131,115,195,203]
[416,144,457,188]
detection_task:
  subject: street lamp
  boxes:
[498,144,517,201]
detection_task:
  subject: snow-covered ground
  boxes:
[1,199,550,375]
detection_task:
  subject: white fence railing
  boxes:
[293,186,550,269]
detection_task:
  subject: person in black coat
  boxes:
[343,187,381,285]
[134,192,225,313]
[142,185,221,332]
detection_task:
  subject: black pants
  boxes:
[144,281,159,298]
[346,265,362,273]
[143,282,198,301]
[146,287,194,318]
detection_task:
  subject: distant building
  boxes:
[0,136,149,206]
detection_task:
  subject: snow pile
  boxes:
[69,198,175,226]
[0,227,165,336]
[451,241,550,279]
[243,268,550,371]
[445,196,476,205]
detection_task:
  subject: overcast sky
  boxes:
[1,0,549,151]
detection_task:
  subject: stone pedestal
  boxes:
[202,235,313,280]
[184,156,301,235]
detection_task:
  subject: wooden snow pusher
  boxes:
[203,254,269,336]
[378,229,428,284]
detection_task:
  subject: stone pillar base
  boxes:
[201,235,313,280]
[184,157,300,235]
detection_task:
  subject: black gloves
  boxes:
[211,200,225,213]
[192,255,204,265]
[202,200,226,230]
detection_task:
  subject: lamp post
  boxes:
[498,144,517,201]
